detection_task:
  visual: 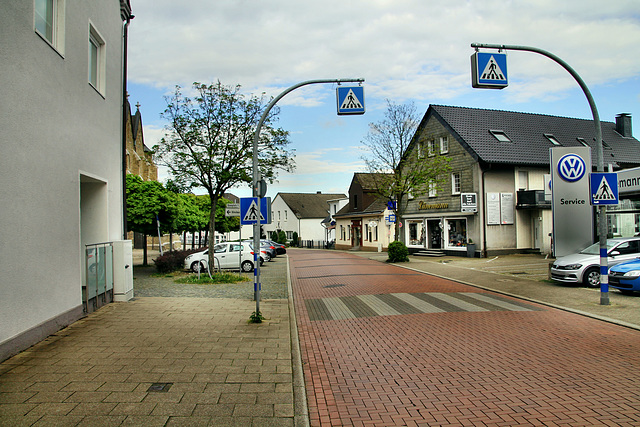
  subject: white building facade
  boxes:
[0,0,133,361]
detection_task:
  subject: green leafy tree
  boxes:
[125,174,180,265]
[155,81,294,268]
[361,100,451,243]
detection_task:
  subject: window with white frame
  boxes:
[417,141,425,158]
[35,0,65,53]
[440,136,449,154]
[88,23,106,94]
[428,181,437,198]
[428,139,436,156]
[451,173,461,195]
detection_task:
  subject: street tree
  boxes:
[361,100,450,242]
[125,174,180,265]
[155,81,294,268]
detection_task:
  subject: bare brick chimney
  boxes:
[615,113,632,138]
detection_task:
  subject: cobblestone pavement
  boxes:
[133,258,288,300]
[0,256,298,426]
[289,249,640,426]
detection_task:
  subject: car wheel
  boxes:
[583,267,600,288]
[191,261,204,273]
[241,260,254,272]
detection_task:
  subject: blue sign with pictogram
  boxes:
[336,86,365,115]
[240,197,271,225]
[590,173,619,205]
[471,52,508,89]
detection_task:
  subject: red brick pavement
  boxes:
[289,249,640,426]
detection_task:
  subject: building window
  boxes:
[286,231,293,239]
[518,171,528,191]
[364,224,369,241]
[35,0,65,52]
[428,140,436,156]
[353,194,358,209]
[446,218,467,248]
[428,182,437,198]
[440,136,449,154]
[544,134,561,146]
[489,130,511,143]
[285,211,288,221]
[88,23,105,94]
[451,173,461,195]
[408,220,425,246]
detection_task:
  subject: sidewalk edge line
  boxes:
[288,254,310,427]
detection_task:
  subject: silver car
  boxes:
[550,237,640,287]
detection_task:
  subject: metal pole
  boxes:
[471,43,608,305]
[251,78,365,313]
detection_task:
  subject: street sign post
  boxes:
[225,203,240,217]
[240,197,271,225]
[337,86,365,115]
[471,51,508,89]
[590,172,619,205]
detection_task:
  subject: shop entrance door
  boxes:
[427,220,442,249]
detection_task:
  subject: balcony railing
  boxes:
[516,190,551,209]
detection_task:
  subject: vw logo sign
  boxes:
[557,154,586,182]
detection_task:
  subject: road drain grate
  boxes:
[323,284,346,288]
[147,383,172,392]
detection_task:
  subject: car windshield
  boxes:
[579,240,618,255]
[213,244,227,253]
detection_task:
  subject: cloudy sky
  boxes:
[127,0,640,198]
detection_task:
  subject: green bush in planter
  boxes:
[387,241,409,263]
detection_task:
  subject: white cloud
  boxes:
[129,0,640,108]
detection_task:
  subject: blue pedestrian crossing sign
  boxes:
[590,173,618,205]
[471,52,508,89]
[336,86,365,115]
[240,197,272,225]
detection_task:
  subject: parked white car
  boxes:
[183,242,259,273]
[550,237,640,287]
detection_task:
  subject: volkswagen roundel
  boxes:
[557,153,586,182]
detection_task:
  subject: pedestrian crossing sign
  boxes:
[471,52,508,89]
[240,197,272,225]
[590,172,618,205]
[336,86,365,115]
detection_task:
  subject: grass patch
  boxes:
[174,272,249,285]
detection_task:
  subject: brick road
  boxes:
[289,249,640,426]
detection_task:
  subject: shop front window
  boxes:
[408,220,425,246]
[446,219,467,248]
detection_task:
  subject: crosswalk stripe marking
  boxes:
[303,292,541,321]
[357,294,402,317]
[429,293,489,312]
[391,293,446,314]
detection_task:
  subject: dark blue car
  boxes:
[608,258,640,295]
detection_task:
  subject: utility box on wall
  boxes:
[112,240,133,301]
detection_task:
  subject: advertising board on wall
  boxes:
[550,147,593,257]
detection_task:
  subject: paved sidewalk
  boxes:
[0,257,300,426]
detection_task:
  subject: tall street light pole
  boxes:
[251,78,365,316]
[471,43,609,305]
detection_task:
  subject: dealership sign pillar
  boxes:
[550,147,593,257]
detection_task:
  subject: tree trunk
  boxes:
[208,195,218,271]
[143,234,148,266]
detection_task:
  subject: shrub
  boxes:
[291,232,299,247]
[387,241,409,263]
[154,248,204,274]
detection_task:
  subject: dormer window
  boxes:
[577,137,589,147]
[544,134,561,146]
[489,130,511,143]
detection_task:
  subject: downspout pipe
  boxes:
[121,5,133,240]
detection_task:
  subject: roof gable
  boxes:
[278,192,347,219]
[423,105,640,168]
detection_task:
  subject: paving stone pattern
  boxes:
[0,257,293,426]
[289,250,640,426]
